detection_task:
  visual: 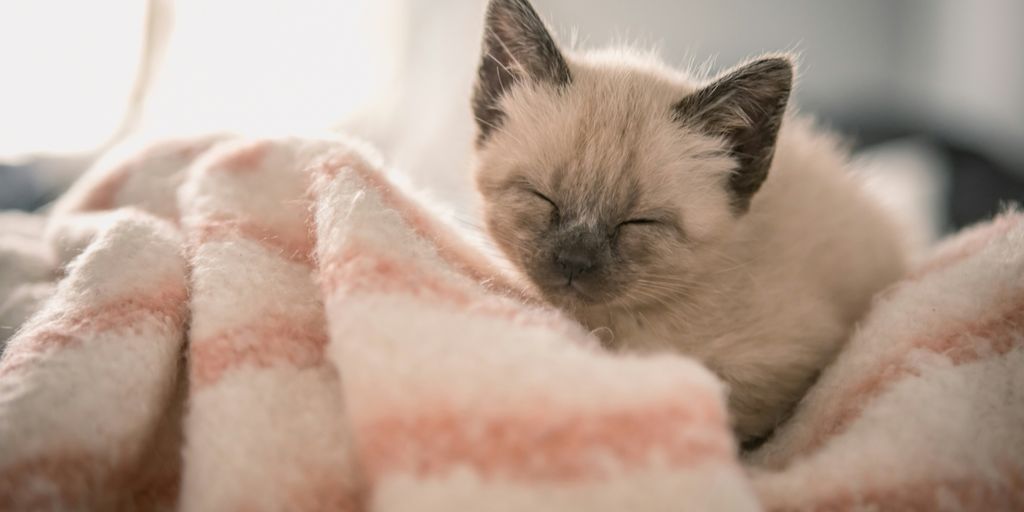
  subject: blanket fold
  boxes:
[0,211,188,510]
[0,134,1021,511]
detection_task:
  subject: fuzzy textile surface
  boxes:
[0,135,1021,511]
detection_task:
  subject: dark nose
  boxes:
[555,249,596,281]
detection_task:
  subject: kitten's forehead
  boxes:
[535,63,697,210]
[553,157,641,223]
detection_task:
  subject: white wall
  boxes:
[4,1,1021,197]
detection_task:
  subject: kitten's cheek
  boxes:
[501,225,538,266]
[615,236,646,261]
[513,209,550,231]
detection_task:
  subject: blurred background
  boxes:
[1,0,1022,239]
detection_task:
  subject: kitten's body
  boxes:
[562,71,907,436]
[472,1,907,441]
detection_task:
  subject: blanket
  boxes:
[0,135,1021,511]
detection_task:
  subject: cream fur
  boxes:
[475,46,909,440]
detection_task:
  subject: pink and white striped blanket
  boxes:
[0,135,1021,511]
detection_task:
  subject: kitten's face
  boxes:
[472,0,791,311]
[476,68,735,309]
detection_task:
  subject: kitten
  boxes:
[470,0,907,443]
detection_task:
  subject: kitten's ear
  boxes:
[675,56,793,212]
[473,0,571,145]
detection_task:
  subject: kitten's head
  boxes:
[472,0,792,310]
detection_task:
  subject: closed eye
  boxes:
[615,215,685,241]
[611,218,662,240]
[529,190,559,210]
[618,218,660,227]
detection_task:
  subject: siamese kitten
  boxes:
[471,0,908,443]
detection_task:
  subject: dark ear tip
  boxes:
[758,55,795,68]
[485,0,506,15]
[486,0,532,16]
[749,56,794,80]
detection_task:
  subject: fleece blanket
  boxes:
[0,135,1021,511]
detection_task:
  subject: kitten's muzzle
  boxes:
[551,229,608,285]
[555,248,596,282]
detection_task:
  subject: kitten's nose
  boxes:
[555,249,595,281]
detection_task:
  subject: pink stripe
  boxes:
[314,154,534,304]
[0,282,188,376]
[799,294,1024,456]
[193,215,315,266]
[189,318,327,387]
[770,464,1024,511]
[0,449,189,511]
[358,400,731,482]
[0,451,119,510]
[909,214,1021,280]
[321,242,593,346]
[75,137,223,214]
